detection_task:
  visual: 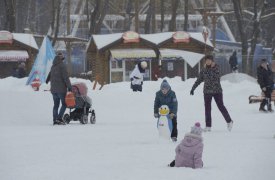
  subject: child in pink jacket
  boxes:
[168,122,204,168]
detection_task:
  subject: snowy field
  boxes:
[0,73,275,180]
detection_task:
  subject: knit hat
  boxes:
[141,61,147,69]
[204,55,214,61]
[190,122,202,136]
[160,79,170,90]
[260,58,268,64]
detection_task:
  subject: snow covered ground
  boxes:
[0,73,274,180]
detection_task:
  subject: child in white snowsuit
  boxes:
[130,61,147,92]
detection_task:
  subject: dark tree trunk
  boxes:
[95,0,109,34]
[4,0,16,32]
[124,0,133,31]
[160,0,164,32]
[232,0,249,73]
[144,0,152,34]
[134,0,139,32]
[184,0,189,31]
[52,0,61,46]
[248,0,267,75]
[51,0,56,34]
[151,0,156,33]
[169,0,179,31]
[27,0,36,32]
[89,0,101,35]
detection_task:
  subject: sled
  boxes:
[157,105,173,140]
[249,90,275,104]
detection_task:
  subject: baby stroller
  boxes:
[63,82,96,124]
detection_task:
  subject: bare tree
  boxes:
[4,0,16,32]
[144,0,152,34]
[169,0,179,31]
[160,0,165,32]
[89,0,108,35]
[124,0,133,31]
[95,0,109,34]
[151,0,156,33]
[89,0,101,35]
[144,0,156,34]
[51,0,61,46]
[25,0,37,32]
[134,0,139,32]
[184,0,189,31]
[247,0,268,75]
[50,0,56,33]
[232,0,249,73]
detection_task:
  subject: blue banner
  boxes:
[26,36,55,85]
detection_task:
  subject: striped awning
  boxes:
[110,49,156,60]
[0,50,29,62]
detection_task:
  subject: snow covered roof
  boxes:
[92,33,123,50]
[13,33,38,50]
[0,50,29,62]
[159,49,205,67]
[110,49,156,59]
[139,14,202,21]
[189,32,213,47]
[140,32,174,45]
[91,32,213,51]
[141,32,213,47]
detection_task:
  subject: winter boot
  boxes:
[203,127,211,132]
[227,121,233,131]
[171,137,177,142]
[259,100,267,112]
[268,104,274,112]
[56,119,66,125]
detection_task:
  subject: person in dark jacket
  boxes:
[154,79,178,141]
[229,51,238,73]
[257,59,274,112]
[46,52,72,125]
[152,65,163,81]
[16,62,26,78]
[190,55,233,132]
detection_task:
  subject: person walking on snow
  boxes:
[17,62,26,78]
[130,61,147,92]
[190,55,233,132]
[46,52,72,125]
[154,79,178,142]
[168,122,203,168]
[229,51,238,73]
[257,58,274,112]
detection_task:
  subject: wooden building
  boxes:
[0,31,38,78]
[86,31,158,84]
[86,31,213,84]
[140,31,213,80]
